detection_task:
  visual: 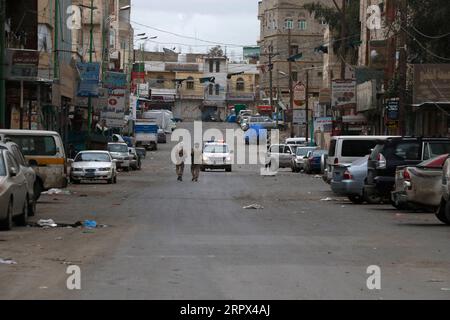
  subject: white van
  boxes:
[325,136,399,183]
[0,130,67,197]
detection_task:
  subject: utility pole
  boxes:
[398,0,407,136]
[288,28,294,138]
[339,0,347,79]
[305,70,309,145]
[88,0,94,135]
[269,48,274,117]
[0,0,6,128]
[54,0,59,79]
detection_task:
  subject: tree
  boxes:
[407,0,450,63]
[208,45,224,57]
[303,1,361,66]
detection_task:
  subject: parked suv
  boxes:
[365,137,450,204]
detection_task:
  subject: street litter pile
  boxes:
[243,204,265,210]
[0,258,17,265]
[30,219,108,229]
[42,188,72,195]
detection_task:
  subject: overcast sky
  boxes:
[130,0,260,59]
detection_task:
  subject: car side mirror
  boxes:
[10,167,18,177]
[68,159,74,164]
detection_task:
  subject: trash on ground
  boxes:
[83,220,97,229]
[0,258,17,265]
[243,204,264,210]
[428,279,444,283]
[314,175,322,179]
[321,197,334,201]
[37,219,58,228]
[42,188,71,195]
[55,237,63,241]
[441,288,450,291]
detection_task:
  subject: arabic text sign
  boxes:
[76,62,100,97]
[413,64,450,104]
[104,72,127,89]
[6,49,40,81]
[332,80,356,108]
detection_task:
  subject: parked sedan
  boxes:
[70,151,117,184]
[107,143,131,171]
[291,147,319,172]
[331,156,370,204]
[304,150,328,174]
[0,141,37,216]
[392,154,448,211]
[0,149,29,231]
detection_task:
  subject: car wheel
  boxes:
[113,175,118,184]
[436,199,450,225]
[363,189,382,204]
[226,166,232,173]
[15,197,28,227]
[291,165,296,173]
[201,166,206,172]
[0,200,13,231]
[71,177,80,184]
[348,195,364,205]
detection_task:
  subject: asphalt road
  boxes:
[1,122,450,300]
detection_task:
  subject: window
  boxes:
[186,77,194,90]
[423,142,450,160]
[209,60,214,73]
[6,152,19,172]
[216,61,220,73]
[341,140,379,157]
[0,153,6,176]
[291,72,298,82]
[290,45,299,55]
[299,19,307,30]
[393,143,421,160]
[215,84,220,95]
[236,78,245,91]
[284,19,293,29]
[209,84,214,95]
[11,145,26,166]
[156,76,165,88]
[8,136,57,156]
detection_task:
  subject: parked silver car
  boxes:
[0,149,30,231]
[267,144,296,169]
[0,141,37,216]
[331,156,370,204]
[128,147,141,171]
[435,157,450,225]
[107,143,131,171]
[392,154,448,212]
[70,151,118,184]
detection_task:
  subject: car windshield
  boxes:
[108,144,128,153]
[297,148,316,156]
[0,153,6,176]
[75,153,111,162]
[204,145,229,154]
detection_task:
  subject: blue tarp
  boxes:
[227,115,237,123]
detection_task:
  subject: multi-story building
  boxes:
[257,0,329,103]
[2,0,77,138]
[137,51,259,121]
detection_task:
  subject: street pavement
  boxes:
[1,122,450,300]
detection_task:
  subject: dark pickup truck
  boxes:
[365,137,450,205]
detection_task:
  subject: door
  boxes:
[5,152,27,215]
[281,146,294,167]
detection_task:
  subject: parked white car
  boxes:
[0,141,37,216]
[0,149,30,231]
[70,151,118,184]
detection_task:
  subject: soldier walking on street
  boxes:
[191,143,203,182]
[175,144,187,182]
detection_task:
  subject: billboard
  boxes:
[76,62,100,97]
[243,46,260,60]
[413,64,450,104]
[5,49,40,81]
[104,72,127,89]
[332,80,356,109]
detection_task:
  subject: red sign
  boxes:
[257,105,273,112]
[294,82,306,107]
[131,72,145,80]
